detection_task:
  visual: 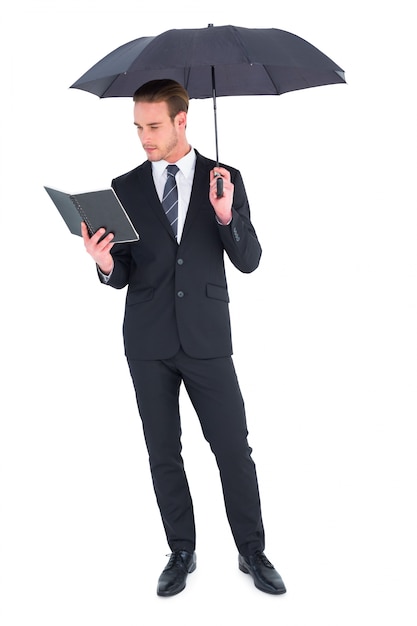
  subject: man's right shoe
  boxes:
[157,550,196,597]
[239,552,286,595]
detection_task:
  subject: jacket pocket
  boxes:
[126,287,155,306]
[206,283,230,303]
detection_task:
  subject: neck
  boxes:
[166,142,191,164]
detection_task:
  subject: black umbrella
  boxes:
[71,24,345,195]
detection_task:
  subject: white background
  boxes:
[1,1,416,624]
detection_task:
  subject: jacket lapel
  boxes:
[137,161,176,238]
[181,154,210,240]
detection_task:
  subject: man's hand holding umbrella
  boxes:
[210,167,233,225]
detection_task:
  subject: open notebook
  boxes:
[44,186,139,244]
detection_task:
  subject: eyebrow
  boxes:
[134,121,163,127]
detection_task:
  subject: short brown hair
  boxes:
[133,79,189,120]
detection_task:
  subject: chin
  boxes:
[145,150,160,162]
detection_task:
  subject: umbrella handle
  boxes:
[216,176,223,198]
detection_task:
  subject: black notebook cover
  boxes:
[44,186,139,244]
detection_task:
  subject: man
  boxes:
[82,79,286,597]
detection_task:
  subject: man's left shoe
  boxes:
[157,550,196,597]
[238,552,287,595]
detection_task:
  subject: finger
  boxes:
[103,241,115,254]
[210,173,228,187]
[90,227,106,243]
[211,167,230,181]
[81,221,91,242]
[98,233,115,250]
[210,178,232,196]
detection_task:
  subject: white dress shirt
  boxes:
[152,147,196,243]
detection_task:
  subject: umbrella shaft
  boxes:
[211,66,219,166]
[211,66,223,198]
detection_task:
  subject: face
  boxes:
[134,100,187,163]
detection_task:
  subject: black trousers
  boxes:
[127,349,265,557]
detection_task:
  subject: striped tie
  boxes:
[162,164,179,236]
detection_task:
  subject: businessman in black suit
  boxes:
[82,79,286,597]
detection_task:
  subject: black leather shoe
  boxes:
[157,550,196,597]
[239,552,286,595]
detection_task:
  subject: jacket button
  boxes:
[177,290,184,298]
[177,258,184,265]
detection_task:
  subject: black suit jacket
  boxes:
[102,150,262,360]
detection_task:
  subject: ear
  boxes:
[176,111,187,129]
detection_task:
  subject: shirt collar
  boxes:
[152,147,196,180]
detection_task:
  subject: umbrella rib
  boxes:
[183,66,192,91]
[231,26,255,65]
[261,65,281,95]
[229,27,282,95]
[99,73,125,98]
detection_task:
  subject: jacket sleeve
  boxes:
[217,169,262,273]
[96,178,134,289]
[96,240,132,289]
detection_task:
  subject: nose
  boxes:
[139,128,151,144]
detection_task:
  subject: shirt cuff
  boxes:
[97,266,113,283]
[215,215,232,226]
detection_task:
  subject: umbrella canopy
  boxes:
[71,24,345,99]
[70,24,345,194]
